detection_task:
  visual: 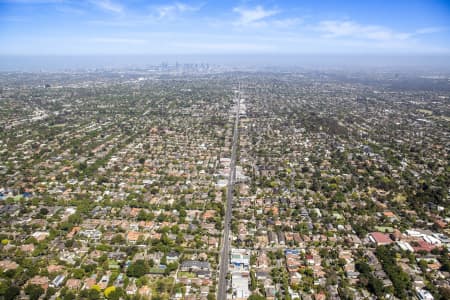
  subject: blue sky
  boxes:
[0,0,449,55]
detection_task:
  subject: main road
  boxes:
[217,86,241,300]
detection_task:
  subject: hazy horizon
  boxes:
[2,54,450,72]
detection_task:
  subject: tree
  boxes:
[250,254,257,266]
[126,260,149,277]
[207,293,215,300]
[91,285,101,292]
[439,249,450,272]
[438,287,450,300]
[375,246,411,299]
[72,268,85,279]
[250,271,257,291]
[104,286,116,298]
[248,294,266,300]
[107,287,124,300]
[82,263,97,273]
[25,284,44,300]
[165,262,178,275]
[88,288,101,300]
[80,288,101,300]
[65,239,74,248]
[4,286,20,300]
[111,234,125,244]
[356,261,384,297]
[137,210,150,221]
[45,287,56,299]
[63,291,76,300]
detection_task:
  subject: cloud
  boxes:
[415,26,448,34]
[90,0,123,14]
[173,41,277,52]
[272,18,302,28]
[154,2,202,20]
[317,20,411,41]
[90,37,147,44]
[233,5,279,27]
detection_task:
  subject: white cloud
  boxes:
[173,41,277,52]
[317,20,411,41]
[154,2,202,20]
[272,18,302,28]
[415,26,448,34]
[233,5,279,27]
[90,0,123,14]
[91,37,147,44]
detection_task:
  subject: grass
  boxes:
[178,271,196,278]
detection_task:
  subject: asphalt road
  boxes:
[217,88,240,300]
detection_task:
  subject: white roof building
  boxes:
[232,271,250,300]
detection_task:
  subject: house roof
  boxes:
[369,232,393,244]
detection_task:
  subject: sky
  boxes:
[0,0,450,55]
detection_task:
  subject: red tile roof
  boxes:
[369,232,393,245]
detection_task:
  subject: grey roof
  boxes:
[181,260,210,269]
